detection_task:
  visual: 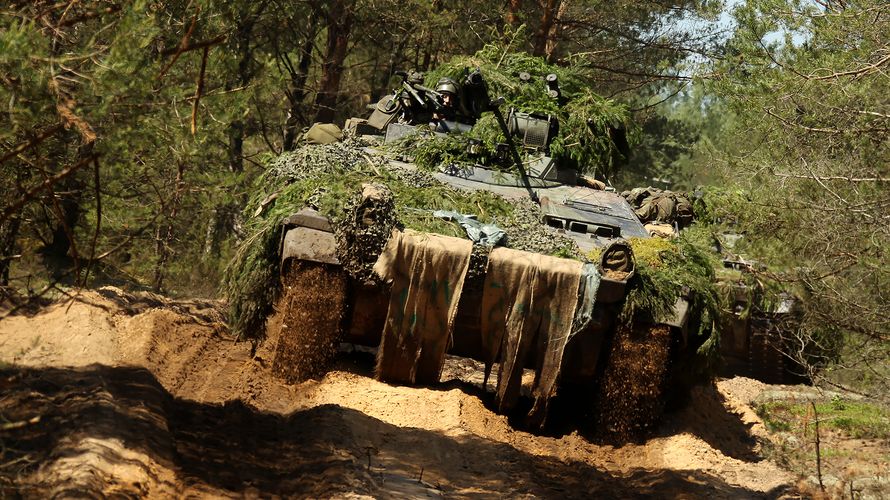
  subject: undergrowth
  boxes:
[754,396,890,495]
[758,399,890,440]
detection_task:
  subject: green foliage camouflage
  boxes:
[418,44,636,178]
[223,139,518,338]
[625,228,724,378]
[224,137,725,392]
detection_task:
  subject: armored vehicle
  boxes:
[265,69,711,437]
[717,257,804,384]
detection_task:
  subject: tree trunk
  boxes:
[203,203,239,259]
[227,121,244,173]
[283,35,316,151]
[45,186,80,263]
[378,41,397,97]
[40,149,87,281]
[313,0,354,124]
[419,0,443,72]
[0,213,22,287]
[533,0,560,58]
[505,0,521,26]
[153,163,185,292]
[544,0,569,63]
[226,3,267,172]
[420,31,433,72]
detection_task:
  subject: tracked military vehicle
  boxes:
[716,255,804,384]
[265,68,711,438]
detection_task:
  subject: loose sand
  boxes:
[0,289,795,498]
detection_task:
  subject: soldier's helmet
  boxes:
[435,77,459,96]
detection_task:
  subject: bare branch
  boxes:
[191,45,210,135]
[56,4,121,28]
[0,124,64,165]
[158,35,227,57]
[0,154,96,227]
[157,6,200,81]
[774,172,890,182]
[80,155,101,287]
[50,80,97,144]
[183,85,250,101]
[810,53,890,80]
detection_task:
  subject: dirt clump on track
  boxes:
[272,263,348,383]
[1,289,796,498]
[595,323,672,440]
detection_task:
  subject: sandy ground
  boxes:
[0,288,797,498]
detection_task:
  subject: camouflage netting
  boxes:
[493,198,582,259]
[223,138,585,339]
[420,44,636,178]
[333,184,398,286]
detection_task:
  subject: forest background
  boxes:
[1,0,887,398]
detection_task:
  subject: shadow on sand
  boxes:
[0,364,794,498]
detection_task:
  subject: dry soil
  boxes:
[0,288,797,498]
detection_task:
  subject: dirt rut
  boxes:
[0,290,795,497]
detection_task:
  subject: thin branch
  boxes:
[857,109,890,119]
[158,35,227,57]
[183,85,250,101]
[56,4,121,28]
[93,211,162,262]
[580,62,692,81]
[58,0,83,27]
[800,156,858,212]
[629,81,689,112]
[191,45,210,135]
[80,155,101,287]
[774,172,890,182]
[0,277,76,320]
[765,107,843,134]
[252,96,280,155]
[757,38,809,79]
[0,416,41,430]
[157,6,200,80]
[0,154,96,227]
[35,1,73,20]
[810,53,890,81]
[0,124,64,165]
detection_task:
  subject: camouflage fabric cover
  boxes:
[373,229,473,385]
[644,222,675,238]
[481,248,583,428]
[303,123,343,144]
[621,187,694,228]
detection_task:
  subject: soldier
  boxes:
[431,77,460,132]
